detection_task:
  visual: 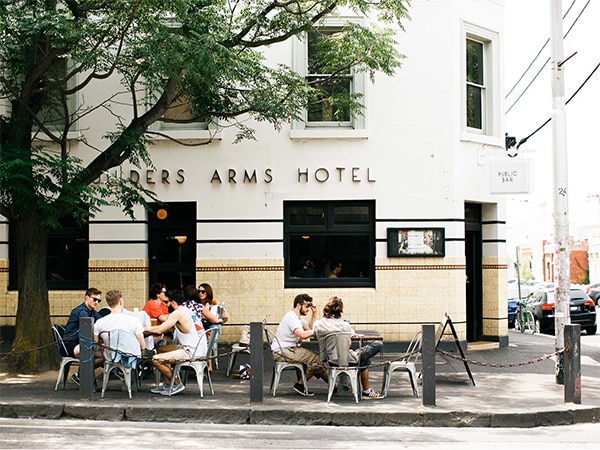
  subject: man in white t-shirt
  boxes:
[272,293,328,396]
[93,290,146,362]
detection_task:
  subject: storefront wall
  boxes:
[0,0,508,344]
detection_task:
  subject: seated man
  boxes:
[93,289,146,364]
[144,290,204,397]
[61,287,105,385]
[272,293,328,396]
[313,296,383,399]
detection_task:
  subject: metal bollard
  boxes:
[79,317,95,400]
[249,321,264,402]
[564,324,581,404]
[421,324,436,406]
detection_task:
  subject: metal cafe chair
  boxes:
[381,330,421,398]
[264,327,309,396]
[100,329,141,399]
[170,327,220,397]
[52,324,80,391]
[319,331,361,403]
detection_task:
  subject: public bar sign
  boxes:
[489,159,530,194]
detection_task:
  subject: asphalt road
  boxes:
[0,418,598,449]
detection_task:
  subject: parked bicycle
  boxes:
[515,297,538,333]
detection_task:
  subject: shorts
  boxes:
[60,340,78,358]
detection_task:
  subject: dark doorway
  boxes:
[465,203,483,342]
[148,202,196,293]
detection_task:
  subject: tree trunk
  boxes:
[6,212,57,374]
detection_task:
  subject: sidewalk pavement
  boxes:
[1,344,599,428]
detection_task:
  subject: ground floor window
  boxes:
[284,200,375,288]
[9,215,88,290]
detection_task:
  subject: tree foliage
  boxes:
[0,0,410,372]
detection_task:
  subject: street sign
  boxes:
[489,159,531,194]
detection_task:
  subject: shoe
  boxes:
[362,388,383,399]
[114,368,125,382]
[162,383,185,396]
[93,380,98,393]
[150,383,169,394]
[157,339,167,347]
[293,382,315,397]
[70,373,80,386]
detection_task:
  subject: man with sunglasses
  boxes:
[272,293,329,396]
[61,287,105,385]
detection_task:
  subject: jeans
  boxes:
[357,341,383,371]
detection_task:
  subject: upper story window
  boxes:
[463,23,500,141]
[466,38,485,130]
[306,29,352,125]
[284,200,375,288]
[158,94,209,131]
[290,18,367,139]
[34,57,78,133]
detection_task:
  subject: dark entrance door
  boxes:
[465,203,483,342]
[148,202,196,293]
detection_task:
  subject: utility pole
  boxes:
[550,0,570,385]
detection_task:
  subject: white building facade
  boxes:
[0,0,509,346]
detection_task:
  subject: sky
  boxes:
[503,0,600,243]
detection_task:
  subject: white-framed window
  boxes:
[462,22,500,142]
[33,57,79,136]
[290,17,367,139]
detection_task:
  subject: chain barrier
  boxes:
[1,336,566,372]
[435,347,565,368]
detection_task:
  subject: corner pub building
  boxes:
[0,0,509,348]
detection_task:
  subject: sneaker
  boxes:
[362,388,383,399]
[293,382,315,397]
[70,373,80,386]
[114,368,125,382]
[162,383,185,396]
[150,383,169,394]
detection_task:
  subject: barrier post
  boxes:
[250,321,264,402]
[79,317,95,400]
[564,323,581,404]
[422,324,436,406]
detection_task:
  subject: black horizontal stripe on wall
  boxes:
[89,220,148,224]
[197,239,282,244]
[377,218,466,223]
[482,220,506,225]
[197,219,282,223]
[482,239,506,243]
[89,240,147,244]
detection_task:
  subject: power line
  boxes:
[514,61,599,149]
[505,0,590,115]
[505,0,578,99]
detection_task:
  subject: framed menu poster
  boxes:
[387,228,445,257]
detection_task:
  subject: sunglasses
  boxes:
[198,290,206,294]
[304,303,313,308]
[91,297,102,303]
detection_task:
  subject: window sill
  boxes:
[290,129,368,140]
[460,131,503,147]
[150,129,222,141]
[32,131,82,142]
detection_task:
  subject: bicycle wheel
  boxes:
[524,310,536,333]
[516,312,524,333]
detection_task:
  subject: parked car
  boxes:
[525,287,597,335]
[586,282,600,306]
[507,297,519,328]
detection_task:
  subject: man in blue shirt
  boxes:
[61,287,104,384]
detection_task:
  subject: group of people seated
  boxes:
[59,282,227,397]
[271,294,383,399]
[60,286,380,400]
